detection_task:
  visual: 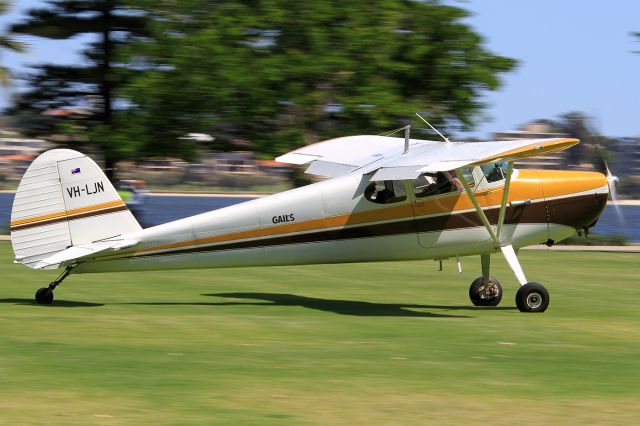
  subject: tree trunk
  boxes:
[101,6,115,183]
[104,156,116,183]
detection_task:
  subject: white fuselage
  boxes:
[74,170,584,274]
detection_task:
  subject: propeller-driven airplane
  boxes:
[9,127,610,312]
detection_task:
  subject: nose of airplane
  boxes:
[596,171,610,196]
[540,170,609,233]
[586,171,610,228]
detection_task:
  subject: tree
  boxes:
[118,0,517,157]
[0,1,27,86]
[8,0,147,180]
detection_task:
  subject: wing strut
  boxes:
[455,168,498,245]
[457,162,530,287]
[496,161,515,240]
[456,161,516,247]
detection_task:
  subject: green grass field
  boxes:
[1,242,639,425]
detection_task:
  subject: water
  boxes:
[134,195,257,227]
[1,192,638,242]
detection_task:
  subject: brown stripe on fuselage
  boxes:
[121,170,604,258]
[128,181,536,256]
[548,192,608,230]
[119,192,605,261]
[128,202,418,256]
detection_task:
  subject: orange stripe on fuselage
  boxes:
[129,169,606,256]
[134,203,418,254]
[10,200,126,227]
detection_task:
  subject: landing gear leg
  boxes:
[481,253,490,284]
[468,253,503,306]
[35,267,73,305]
[500,245,549,312]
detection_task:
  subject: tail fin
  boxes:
[10,149,142,269]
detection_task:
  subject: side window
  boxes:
[364,180,407,204]
[458,168,475,185]
[480,163,506,183]
[412,170,467,198]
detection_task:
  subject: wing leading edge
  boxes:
[276,136,579,180]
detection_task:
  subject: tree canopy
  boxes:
[9,0,147,179]
[7,0,517,179]
[0,1,27,86]
[120,0,517,157]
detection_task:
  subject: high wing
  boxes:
[276,135,579,179]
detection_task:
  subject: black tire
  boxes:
[515,282,549,312]
[469,276,502,306]
[35,287,53,305]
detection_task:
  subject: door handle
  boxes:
[510,199,531,207]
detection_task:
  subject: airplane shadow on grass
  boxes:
[0,298,104,307]
[129,293,468,318]
[196,292,516,318]
[0,293,516,317]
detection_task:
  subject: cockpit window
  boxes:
[365,180,407,204]
[413,170,466,198]
[480,163,506,183]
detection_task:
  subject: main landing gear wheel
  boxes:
[515,282,549,312]
[35,287,54,305]
[469,276,502,307]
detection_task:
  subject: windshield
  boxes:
[480,163,506,183]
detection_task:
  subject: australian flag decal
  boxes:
[71,167,81,175]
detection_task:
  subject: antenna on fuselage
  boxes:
[415,112,452,144]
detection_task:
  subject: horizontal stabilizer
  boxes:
[29,238,140,270]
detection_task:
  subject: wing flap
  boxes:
[275,152,320,165]
[276,135,439,177]
[420,160,474,173]
[305,160,358,178]
[371,166,423,181]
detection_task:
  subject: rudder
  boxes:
[10,149,142,268]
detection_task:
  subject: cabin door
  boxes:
[408,168,495,253]
[407,172,468,250]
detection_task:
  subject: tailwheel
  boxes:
[35,287,54,305]
[469,276,502,307]
[515,282,549,312]
[33,266,73,305]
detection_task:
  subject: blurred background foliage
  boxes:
[6,0,517,181]
[0,0,27,86]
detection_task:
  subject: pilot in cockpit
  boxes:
[415,171,462,198]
